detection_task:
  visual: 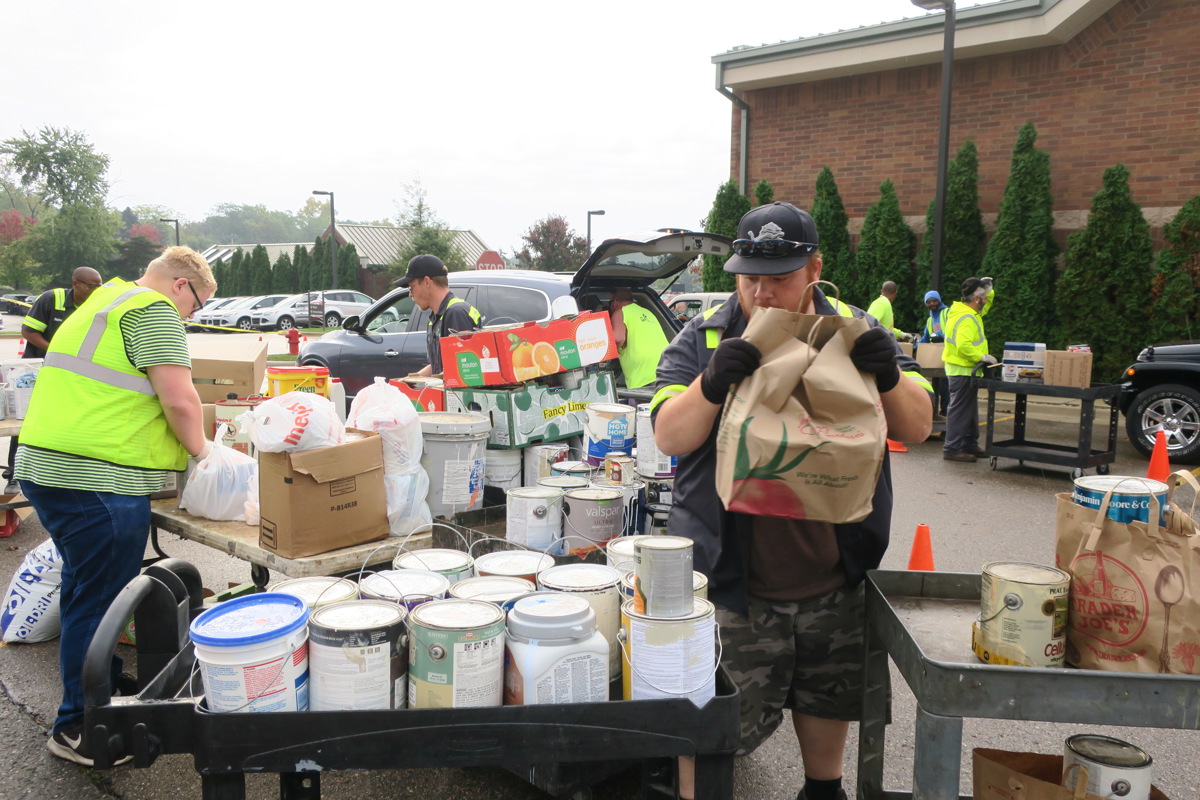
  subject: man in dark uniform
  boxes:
[393,254,482,377]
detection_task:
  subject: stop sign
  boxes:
[475,250,505,270]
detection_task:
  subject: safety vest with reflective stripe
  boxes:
[20,288,69,334]
[942,300,988,377]
[445,297,481,325]
[20,280,188,471]
[617,303,670,389]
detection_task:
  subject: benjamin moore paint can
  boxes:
[360,569,449,610]
[448,576,536,608]
[561,488,624,555]
[971,561,1070,667]
[308,600,407,711]
[393,549,474,585]
[620,598,717,708]
[1071,476,1168,525]
[473,550,555,583]
[633,536,695,618]
[635,404,676,478]
[583,403,635,465]
[1063,734,1152,800]
[504,487,564,551]
[408,599,505,709]
[537,563,624,680]
[270,577,358,609]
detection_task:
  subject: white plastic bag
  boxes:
[385,473,432,537]
[347,377,425,475]
[1,539,62,643]
[239,391,345,453]
[243,470,260,527]
[179,427,259,521]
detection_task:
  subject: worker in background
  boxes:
[918,290,951,420]
[16,247,215,766]
[866,281,912,342]
[609,288,670,389]
[394,254,482,377]
[2,266,104,493]
[942,276,997,463]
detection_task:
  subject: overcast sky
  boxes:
[9,0,987,256]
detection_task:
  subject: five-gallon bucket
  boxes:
[266,365,330,397]
[419,412,491,519]
[484,447,523,492]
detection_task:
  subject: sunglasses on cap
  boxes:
[731,239,819,259]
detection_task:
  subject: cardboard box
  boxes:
[1001,363,1044,384]
[1002,342,1046,366]
[973,749,1170,800]
[0,493,36,537]
[898,342,914,357]
[440,311,618,388]
[915,342,944,370]
[1043,350,1093,389]
[389,378,445,413]
[189,337,268,403]
[446,370,616,448]
[258,430,388,558]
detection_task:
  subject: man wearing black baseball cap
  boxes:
[394,254,482,376]
[650,202,934,800]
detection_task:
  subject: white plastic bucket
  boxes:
[583,403,635,466]
[190,593,310,713]
[419,412,491,519]
[484,447,523,492]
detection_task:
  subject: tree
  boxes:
[227,248,246,296]
[854,180,915,323]
[0,209,37,290]
[309,237,330,291]
[812,167,854,301]
[702,180,749,292]
[980,122,1059,354]
[111,235,162,281]
[1147,196,1200,344]
[0,126,110,216]
[249,244,272,295]
[1057,164,1154,380]
[296,196,333,240]
[272,252,297,294]
[29,205,117,285]
[390,181,465,272]
[336,242,360,289]
[915,140,985,318]
[753,179,775,207]
[293,244,311,292]
[515,215,589,272]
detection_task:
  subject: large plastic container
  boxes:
[419,412,491,519]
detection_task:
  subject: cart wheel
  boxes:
[1097,464,1110,475]
[1072,468,1085,480]
[988,457,997,471]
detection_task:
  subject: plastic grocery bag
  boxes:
[1,539,63,643]
[243,470,260,527]
[179,427,258,521]
[348,377,425,474]
[386,473,433,536]
[239,391,345,453]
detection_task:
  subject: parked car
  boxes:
[308,290,375,329]
[666,292,732,323]
[0,293,29,315]
[187,296,243,331]
[299,229,732,395]
[251,293,319,331]
[1118,341,1200,463]
[196,294,290,331]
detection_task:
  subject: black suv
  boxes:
[298,230,732,395]
[1118,341,1200,462]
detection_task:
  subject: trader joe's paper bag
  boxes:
[715,304,886,523]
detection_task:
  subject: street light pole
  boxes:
[159,218,180,246]
[312,190,337,290]
[587,209,606,252]
[912,0,956,294]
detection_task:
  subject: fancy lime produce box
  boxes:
[439,311,618,388]
[445,370,616,448]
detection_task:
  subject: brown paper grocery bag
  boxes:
[714,300,885,523]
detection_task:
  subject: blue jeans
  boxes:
[20,481,149,733]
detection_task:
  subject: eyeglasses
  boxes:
[175,277,204,315]
[74,280,102,289]
[731,239,819,259]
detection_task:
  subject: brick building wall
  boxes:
[729,0,1197,244]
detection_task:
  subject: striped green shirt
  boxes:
[15,300,191,495]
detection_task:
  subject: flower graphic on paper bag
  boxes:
[727,416,825,519]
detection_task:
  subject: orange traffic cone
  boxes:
[887,439,908,453]
[907,524,935,571]
[1147,430,1170,482]
[16,338,24,357]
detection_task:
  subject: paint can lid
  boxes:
[507,592,596,640]
[418,411,491,436]
[190,592,309,647]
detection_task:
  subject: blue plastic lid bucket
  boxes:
[190,592,310,648]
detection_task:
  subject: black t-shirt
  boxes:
[22,288,78,359]
[425,291,482,374]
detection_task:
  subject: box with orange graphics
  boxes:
[439,311,618,388]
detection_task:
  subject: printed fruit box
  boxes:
[440,311,617,388]
[446,370,616,449]
[388,378,446,412]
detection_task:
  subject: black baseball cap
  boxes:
[724,202,820,276]
[393,254,448,287]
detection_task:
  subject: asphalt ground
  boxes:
[0,316,1197,799]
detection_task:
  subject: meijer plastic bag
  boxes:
[347,377,425,474]
[239,391,345,453]
[179,426,258,521]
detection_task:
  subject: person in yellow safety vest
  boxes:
[942,276,998,463]
[394,254,483,377]
[865,281,913,341]
[16,247,216,767]
[609,288,670,389]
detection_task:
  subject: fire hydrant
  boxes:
[285,327,302,355]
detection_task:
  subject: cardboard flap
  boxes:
[288,431,383,483]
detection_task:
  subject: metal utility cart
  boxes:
[972,375,1121,478]
[855,570,1200,800]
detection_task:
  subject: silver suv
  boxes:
[251,293,318,331]
[310,290,375,328]
[197,294,290,331]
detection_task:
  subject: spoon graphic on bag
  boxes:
[1154,564,1185,673]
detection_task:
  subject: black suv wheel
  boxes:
[1125,383,1200,462]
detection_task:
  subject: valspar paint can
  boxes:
[606,537,640,574]
[270,576,359,609]
[503,592,609,706]
[584,402,635,465]
[635,404,676,478]
[561,487,624,555]
[1063,734,1153,800]
[504,487,564,551]
[537,563,624,680]
[1071,476,1168,525]
[622,570,708,601]
[620,597,716,708]
[524,443,570,487]
[408,599,506,709]
[591,477,646,538]
[308,600,407,711]
[972,561,1070,667]
[360,569,449,610]
[448,576,536,608]
[633,535,695,618]
[473,550,556,583]
[537,475,590,492]
[393,549,474,585]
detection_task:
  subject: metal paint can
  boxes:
[308,599,407,711]
[591,477,646,538]
[644,503,671,536]
[622,570,708,601]
[550,459,596,479]
[635,403,676,478]
[1063,734,1152,800]
[504,487,564,551]
[407,599,506,709]
[606,537,640,574]
[523,442,571,487]
[359,569,449,610]
[1071,476,1168,525]
[473,550,556,584]
[619,597,717,708]
[537,563,624,680]
[393,549,474,585]
[448,576,536,608]
[561,487,624,555]
[537,475,590,492]
[604,454,636,485]
[972,561,1070,667]
[583,402,635,465]
[270,576,359,609]
[633,535,695,618]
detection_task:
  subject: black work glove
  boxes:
[700,338,761,404]
[851,326,901,393]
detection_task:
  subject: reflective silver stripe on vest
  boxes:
[78,287,153,361]
[43,352,156,394]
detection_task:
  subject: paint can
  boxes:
[266,365,329,397]
[1063,734,1153,800]
[523,442,571,487]
[214,396,264,455]
[561,487,624,555]
[308,599,407,711]
[606,537,640,574]
[448,576,536,608]
[971,561,1070,667]
[473,550,556,584]
[635,403,676,478]
[270,576,359,609]
[408,599,506,709]
[484,447,523,492]
[633,535,695,618]
[537,475,590,492]
[359,569,449,610]
[504,487,564,551]
[621,570,708,601]
[419,412,491,519]
[537,563,624,680]
[189,592,310,713]
[619,597,717,708]
[644,477,674,506]
[550,460,596,480]
[393,548,474,585]
[1072,476,1168,525]
[644,503,671,536]
[583,402,635,465]
[591,477,646,538]
[604,454,636,485]
[504,592,609,705]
